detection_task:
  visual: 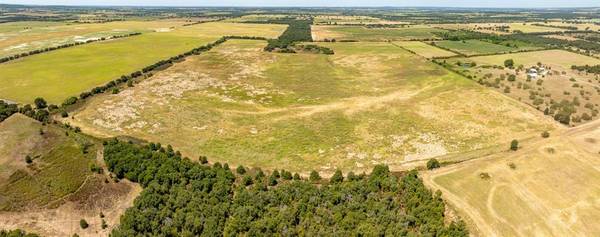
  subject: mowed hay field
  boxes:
[0,22,287,104]
[311,25,446,41]
[67,39,556,174]
[434,40,516,56]
[470,49,600,68]
[0,20,190,57]
[423,120,600,236]
[392,41,456,58]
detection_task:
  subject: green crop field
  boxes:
[311,25,446,41]
[393,41,456,58]
[0,22,287,105]
[67,40,555,175]
[0,20,190,57]
[0,33,214,104]
[434,40,517,56]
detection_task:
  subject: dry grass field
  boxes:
[443,49,600,125]
[423,119,600,237]
[65,40,556,175]
[392,41,456,58]
[434,22,566,34]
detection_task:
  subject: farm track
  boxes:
[422,118,600,236]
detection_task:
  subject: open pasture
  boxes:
[423,120,600,237]
[434,22,567,34]
[0,20,190,57]
[470,49,600,68]
[0,33,213,105]
[434,40,517,56]
[313,15,407,25]
[393,41,456,58]
[311,25,446,41]
[0,22,287,105]
[66,40,555,175]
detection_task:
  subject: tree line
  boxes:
[0,32,142,64]
[571,64,600,74]
[0,229,38,237]
[105,139,468,236]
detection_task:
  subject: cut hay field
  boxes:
[0,20,190,57]
[423,120,600,237]
[393,41,456,58]
[0,22,287,105]
[311,25,446,41]
[470,49,600,68]
[66,39,556,175]
[434,40,517,56]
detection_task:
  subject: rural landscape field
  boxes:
[1,2,600,237]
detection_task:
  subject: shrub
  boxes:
[330,169,344,184]
[427,158,441,170]
[309,170,321,181]
[510,140,519,151]
[25,155,32,164]
[236,165,246,174]
[541,131,550,138]
[79,219,89,229]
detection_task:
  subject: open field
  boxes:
[0,20,190,57]
[423,119,600,236]
[434,22,567,34]
[313,15,407,25]
[0,33,212,105]
[311,25,446,41]
[442,49,600,126]
[392,41,456,58]
[0,22,287,105]
[469,49,600,68]
[434,40,518,56]
[66,40,556,175]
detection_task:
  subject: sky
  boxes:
[1,0,599,8]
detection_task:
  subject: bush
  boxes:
[34,97,47,109]
[510,140,519,151]
[541,131,550,138]
[427,158,441,170]
[504,59,514,68]
[309,170,321,181]
[25,155,32,164]
[79,219,89,229]
[330,169,344,184]
[61,111,69,118]
[236,165,246,174]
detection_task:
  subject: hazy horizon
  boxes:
[1,0,600,8]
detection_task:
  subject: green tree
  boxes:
[330,169,344,184]
[34,97,47,109]
[504,59,514,68]
[236,165,246,175]
[309,170,321,182]
[427,158,441,170]
[79,219,89,229]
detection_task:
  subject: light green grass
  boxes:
[0,33,216,104]
[70,40,555,174]
[393,41,456,58]
[434,40,517,56]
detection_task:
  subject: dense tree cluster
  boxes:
[0,229,38,237]
[531,23,578,30]
[0,101,19,122]
[571,64,600,74]
[263,19,314,52]
[104,140,468,236]
[0,33,141,64]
